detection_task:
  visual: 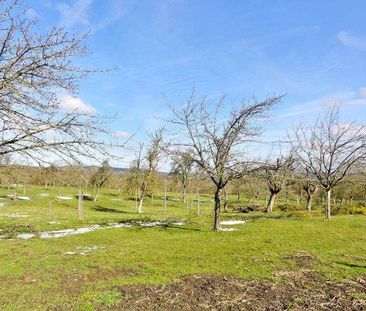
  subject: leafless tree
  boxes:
[133,129,164,213]
[301,170,317,211]
[170,151,194,204]
[0,0,118,164]
[168,91,283,230]
[291,108,366,220]
[263,153,294,213]
[39,164,58,188]
[89,160,112,202]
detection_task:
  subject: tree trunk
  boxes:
[325,189,331,220]
[306,193,313,211]
[137,182,146,213]
[265,192,277,213]
[300,189,303,203]
[181,174,187,203]
[164,178,167,214]
[78,189,84,220]
[182,184,187,204]
[137,193,144,213]
[93,189,100,202]
[223,189,228,213]
[213,188,221,231]
[135,190,138,211]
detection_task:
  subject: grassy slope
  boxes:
[0,185,365,310]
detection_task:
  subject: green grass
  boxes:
[0,185,365,310]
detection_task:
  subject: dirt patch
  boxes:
[284,252,319,269]
[114,273,366,310]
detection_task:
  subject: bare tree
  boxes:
[301,170,317,211]
[263,153,294,213]
[168,91,283,230]
[291,108,366,220]
[89,160,112,202]
[134,129,164,213]
[170,151,194,204]
[39,164,58,188]
[0,0,117,164]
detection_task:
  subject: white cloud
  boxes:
[58,96,96,114]
[56,0,93,29]
[322,97,343,108]
[112,130,130,138]
[25,8,40,20]
[337,31,366,51]
[360,87,366,99]
[56,0,128,32]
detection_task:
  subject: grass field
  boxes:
[0,185,365,310]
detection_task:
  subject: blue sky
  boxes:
[27,0,366,163]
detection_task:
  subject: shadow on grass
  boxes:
[334,261,366,269]
[92,206,128,214]
[133,224,203,232]
[74,195,93,201]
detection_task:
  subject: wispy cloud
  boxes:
[58,96,96,114]
[273,89,366,121]
[55,0,129,32]
[25,8,40,20]
[112,130,130,138]
[360,87,366,99]
[56,0,93,29]
[322,97,344,108]
[337,31,366,51]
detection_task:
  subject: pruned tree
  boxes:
[39,164,58,188]
[133,129,164,213]
[89,160,112,202]
[263,153,294,213]
[291,108,366,220]
[0,0,118,164]
[301,170,317,211]
[170,151,194,204]
[168,91,283,230]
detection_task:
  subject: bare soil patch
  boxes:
[114,254,365,310]
[114,274,366,310]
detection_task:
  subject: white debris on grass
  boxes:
[7,195,31,200]
[220,220,246,226]
[17,233,35,239]
[139,221,163,227]
[107,222,133,228]
[56,196,73,200]
[40,193,49,197]
[0,203,6,207]
[11,220,186,240]
[219,227,237,232]
[2,213,30,218]
[64,245,102,256]
[111,198,122,201]
[48,221,60,225]
[171,222,184,226]
[18,196,31,200]
[39,225,101,239]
